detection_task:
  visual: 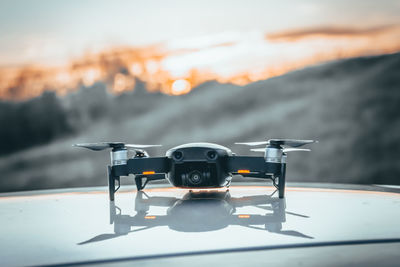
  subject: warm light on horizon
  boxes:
[171,79,191,95]
[0,25,399,100]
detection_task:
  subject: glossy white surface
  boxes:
[0,185,399,266]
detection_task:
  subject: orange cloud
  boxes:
[266,24,399,41]
[1,26,399,101]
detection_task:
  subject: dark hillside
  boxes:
[0,53,399,191]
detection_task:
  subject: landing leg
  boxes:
[108,166,120,201]
[278,163,287,199]
[135,176,143,191]
[134,174,164,191]
[108,166,115,201]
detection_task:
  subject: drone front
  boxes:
[74,139,316,200]
[165,143,233,188]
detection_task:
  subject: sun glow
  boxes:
[0,26,399,100]
[171,79,191,95]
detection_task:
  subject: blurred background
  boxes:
[0,0,399,192]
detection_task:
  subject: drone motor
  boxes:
[111,149,128,166]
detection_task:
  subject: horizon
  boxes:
[1,1,400,194]
[1,0,400,99]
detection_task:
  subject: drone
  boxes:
[74,139,316,201]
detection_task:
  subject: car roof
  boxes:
[1,183,399,266]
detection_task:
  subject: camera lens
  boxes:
[173,151,183,161]
[189,171,203,184]
[206,150,217,160]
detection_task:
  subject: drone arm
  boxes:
[127,157,171,174]
[226,156,287,198]
[226,156,267,173]
[111,157,171,176]
[226,156,284,176]
[108,157,171,201]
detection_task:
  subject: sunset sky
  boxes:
[0,0,399,98]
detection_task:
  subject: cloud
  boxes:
[266,24,399,41]
[2,26,400,100]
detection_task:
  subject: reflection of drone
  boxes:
[74,139,316,200]
[79,191,313,245]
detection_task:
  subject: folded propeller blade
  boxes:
[74,142,161,151]
[250,148,265,152]
[250,148,311,153]
[125,144,162,149]
[237,139,317,148]
[268,139,317,148]
[73,142,120,151]
[283,148,311,152]
[235,141,269,146]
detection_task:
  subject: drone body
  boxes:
[165,143,233,189]
[74,139,316,201]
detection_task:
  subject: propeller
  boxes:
[236,139,317,148]
[125,144,162,149]
[235,141,269,146]
[269,139,316,147]
[73,142,162,151]
[250,148,311,153]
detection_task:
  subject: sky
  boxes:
[1,0,399,65]
[0,0,399,99]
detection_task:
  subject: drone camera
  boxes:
[173,151,184,161]
[174,161,216,187]
[186,170,208,185]
[206,150,218,160]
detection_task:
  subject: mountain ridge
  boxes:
[0,52,399,192]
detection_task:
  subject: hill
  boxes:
[0,52,399,192]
